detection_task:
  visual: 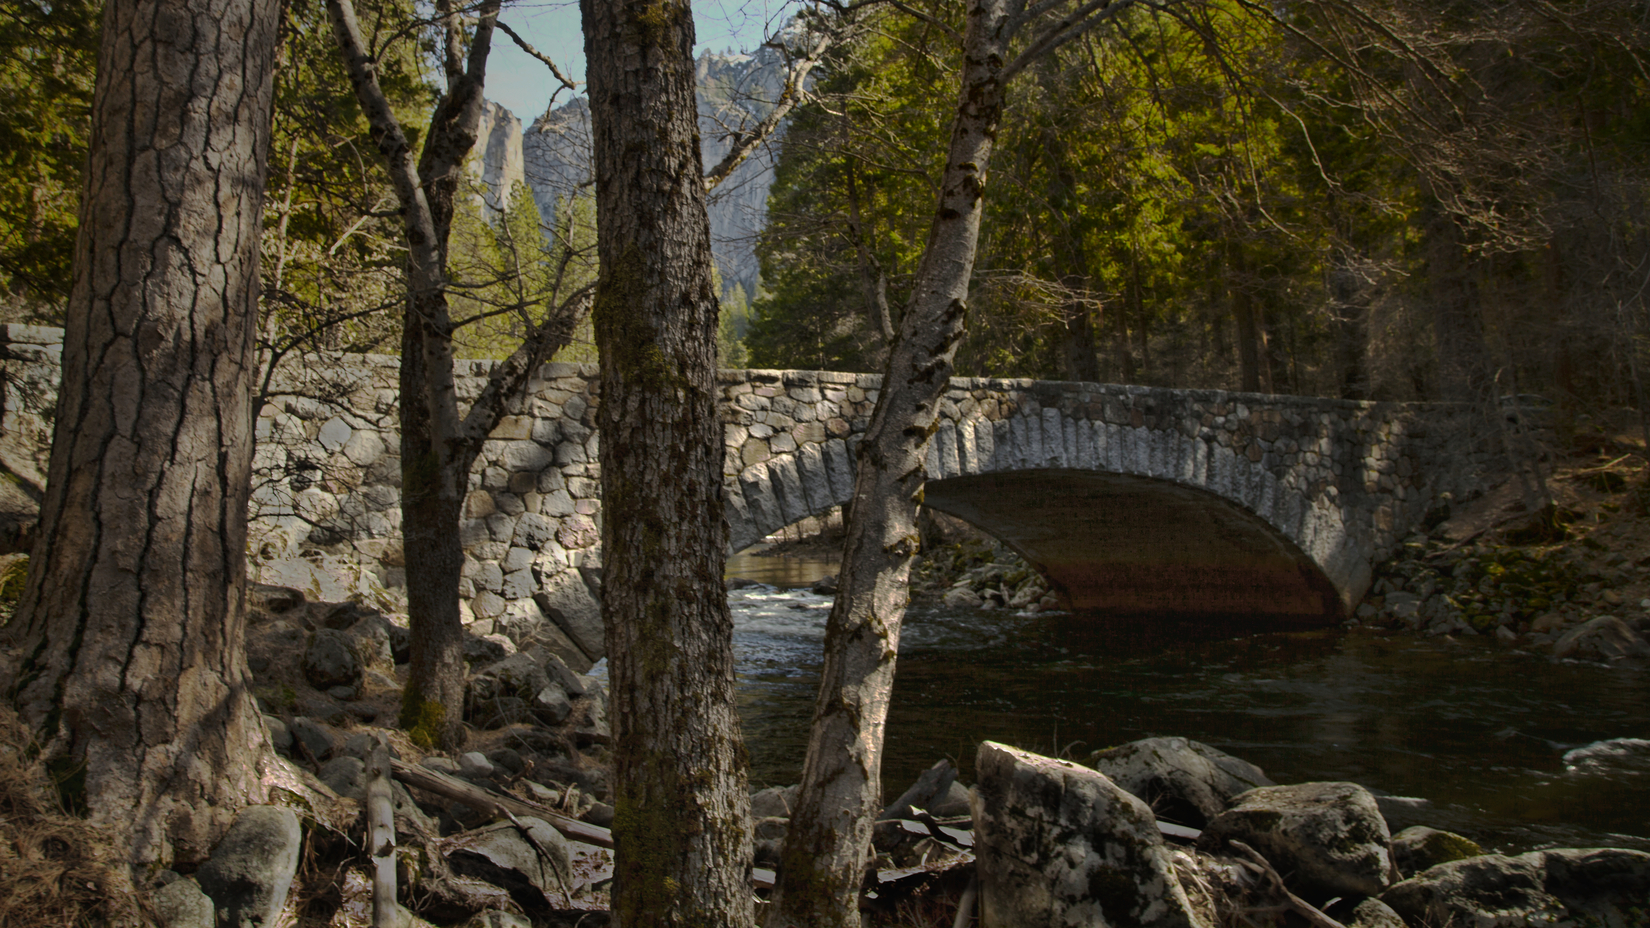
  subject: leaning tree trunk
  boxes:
[0,0,281,872]
[765,4,1015,927]
[581,2,755,925]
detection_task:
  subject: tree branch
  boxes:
[704,27,836,192]
[1003,0,1150,83]
[496,20,579,94]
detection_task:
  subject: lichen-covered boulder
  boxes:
[973,741,1208,928]
[1198,781,1392,901]
[1088,737,1274,827]
[1391,825,1483,878]
[195,806,303,928]
[1384,847,1650,927]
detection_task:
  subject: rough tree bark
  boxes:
[767,2,1147,925]
[0,0,282,871]
[581,1,755,925]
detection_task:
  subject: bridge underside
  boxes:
[923,470,1342,619]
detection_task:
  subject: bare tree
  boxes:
[0,0,284,872]
[766,2,1162,925]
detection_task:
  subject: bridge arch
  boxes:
[727,408,1390,619]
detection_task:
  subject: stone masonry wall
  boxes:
[0,326,1493,664]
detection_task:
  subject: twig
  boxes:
[1228,841,1347,928]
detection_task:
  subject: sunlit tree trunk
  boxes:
[0,0,281,871]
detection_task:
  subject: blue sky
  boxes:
[485,0,800,123]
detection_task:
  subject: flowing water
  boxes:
[722,552,1650,855]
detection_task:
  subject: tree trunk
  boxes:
[1230,247,1271,393]
[0,0,281,871]
[1426,211,1491,404]
[581,2,755,926]
[765,4,1015,927]
[1329,256,1370,400]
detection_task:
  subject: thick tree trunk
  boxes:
[765,5,1015,927]
[0,0,280,871]
[581,2,755,926]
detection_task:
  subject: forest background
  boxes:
[6,0,1650,430]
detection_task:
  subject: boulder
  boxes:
[446,817,573,911]
[973,741,1207,928]
[1391,825,1483,878]
[344,616,394,669]
[467,653,570,727]
[534,569,604,662]
[751,785,798,820]
[1553,615,1650,663]
[288,717,341,761]
[1198,782,1392,901]
[303,628,362,689]
[1346,897,1405,928]
[151,877,214,928]
[318,755,367,801]
[248,583,305,616]
[262,716,292,754]
[1089,737,1275,828]
[195,805,303,928]
[459,751,496,779]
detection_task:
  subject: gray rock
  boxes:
[930,780,972,818]
[1198,781,1392,901]
[534,569,604,661]
[195,805,303,928]
[973,741,1205,928]
[750,785,793,820]
[152,876,214,928]
[1089,736,1274,828]
[262,716,292,754]
[248,583,305,615]
[539,649,587,697]
[488,747,526,775]
[472,696,532,729]
[345,615,395,668]
[460,751,496,779]
[420,755,461,776]
[321,601,378,630]
[446,817,573,911]
[1391,825,1483,878]
[1347,897,1405,928]
[288,717,340,761]
[533,684,572,724]
[326,684,357,701]
[1553,615,1650,663]
[303,628,362,689]
[318,755,366,801]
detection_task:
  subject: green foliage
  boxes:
[0,0,99,319]
[261,0,437,355]
[448,182,598,361]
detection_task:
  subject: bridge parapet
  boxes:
[0,327,1493,667]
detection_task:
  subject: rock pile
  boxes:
[962,737,1648,928]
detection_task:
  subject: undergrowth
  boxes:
[0,705,150,926]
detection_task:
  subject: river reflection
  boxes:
[725,554,1650,855]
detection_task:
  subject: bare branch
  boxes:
[704,26,837,192]
[1003,0,1151,83]
[496,20,579,95]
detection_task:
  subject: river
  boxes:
[721,551,1650,856]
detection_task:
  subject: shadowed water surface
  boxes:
[725,554,1650,855]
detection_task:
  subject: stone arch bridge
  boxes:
[0,326,1487,670]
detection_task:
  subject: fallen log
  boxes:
[389,758,612,848]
